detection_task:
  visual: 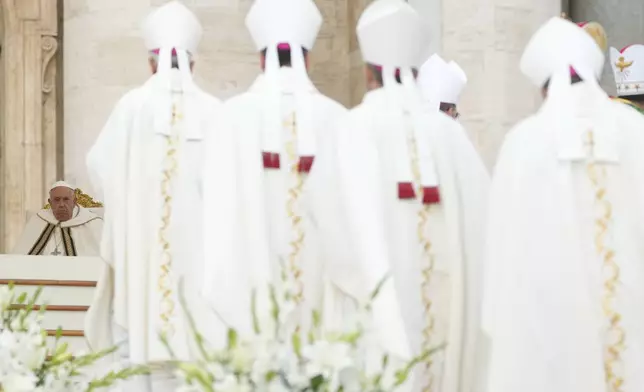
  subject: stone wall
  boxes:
[441,0,561,168]
[64,0,352,195]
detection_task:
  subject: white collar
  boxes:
[37,205,101,228]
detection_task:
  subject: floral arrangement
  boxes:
[0,284,148,392]
[166,278,440,392]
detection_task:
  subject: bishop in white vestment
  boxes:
[202,0,355,340]
[333,1,490,391]
[483,18,644,392]
[417,54,467,120]
[85,2,224,390]
[12,181,102,256]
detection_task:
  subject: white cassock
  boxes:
[482,85,644,392]
[482,17,644,392]
[336,88,489,392]
[86,68,224,362]
[11,206,102,256]
[202,66,354,341]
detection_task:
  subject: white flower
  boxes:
[205,362,226,380]
[213,375,252,392]
[0,330,18,349]
[13,336,46,370]
[302,341,354,378]
[230,344,255,373]
[0,373,37,392]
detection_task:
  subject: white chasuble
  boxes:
[86,70,224,364]
[202,67,348,341]
[11,206,102,256]
[335,89,490,392]
[482,86,644,392]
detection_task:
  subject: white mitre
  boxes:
[521,17,604,88]
[142,1,202,54]
[521,17,613,162]
[418,54,467,107]
[49,181,75,191]
[418,54,447,108]
[357,0,424,70]
[445,60,467,103]
[610,44,644,97]
[246,0,322,51]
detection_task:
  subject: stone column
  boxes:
[0,0,61,252]
[570,0,644,95]
[441,0,560,167]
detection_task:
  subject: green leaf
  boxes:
[176,278,213,361]
[338,330,361,345]
[381,354,389,369]
[312,309,321,328]
[310,374,325,391]
[227,328,238,350]
[16,292,27,304]
[87,365,151,392]
[269,285,280,323]
[55,342,69,356]
[266,371,278,382]
[370,275,390,302]
[392,343,446,387]
[251,289,261,335]
[292,331,302,357]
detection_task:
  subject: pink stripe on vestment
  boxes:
[277,43,291,50]
[151,48,178,55]
[372,64,402,78]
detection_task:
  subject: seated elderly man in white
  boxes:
[12,181,103,256]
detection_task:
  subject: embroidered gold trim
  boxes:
[157,103,181,339]
[409,132,436,392]
[284,113,305,305]
[585,131,625,392]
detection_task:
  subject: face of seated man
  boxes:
[49,186,77,222]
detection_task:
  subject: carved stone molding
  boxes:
[41,35,58,94]
[0,0,62,252]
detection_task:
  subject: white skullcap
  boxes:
[50,181,75,191]
[357,0,425,68]
[245,0,322,51]
[610,44,644,97]
[418,54,467,107]
[520,17,604,88]
[142,1,202,54]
